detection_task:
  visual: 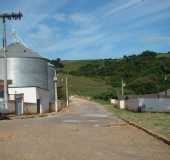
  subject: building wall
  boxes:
[125,98,139,112]
[0,100,15,114]
[48,64,55,103]
[36,88,49,113]
[126,98,170,112]
[24,103,37,114]
[9,87,50,113]
[9,87,37,103]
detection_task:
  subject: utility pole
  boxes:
[54,71,58,111]
[164,74,168,96]
[65,76,69,107]
[0,12,23,109]
[2,17,7,110]
[121,79,125,98]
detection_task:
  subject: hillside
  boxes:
[50,50,170,100]
[62,60,97,73]
[65,75,112,98]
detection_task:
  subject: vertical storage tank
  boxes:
[0,42,55,114]
[0,42,48,89]
[48,63,55,104]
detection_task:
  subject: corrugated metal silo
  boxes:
[0,42,48,89]
[48,63,55,103]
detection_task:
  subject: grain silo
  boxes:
[0,42,55,114]
[48,63,56,111]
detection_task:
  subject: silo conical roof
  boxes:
[0,42,44,59]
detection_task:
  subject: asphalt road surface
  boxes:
[0,97,169,160]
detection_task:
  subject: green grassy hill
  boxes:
[59,74,112,98]
[62,60,97,73]
[61,60,113,99]
[50,50,170,100]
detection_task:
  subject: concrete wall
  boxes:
[8,101,15,113]
[0,100,15,114]
[0,101,43,114]
[140,98,170,112]
[36,88,49,113]
[58,100,66,112]
[49,103,56,112]
[0,100,36,114]
[24,103,37,114]
[9,87,50,114]
[125,98,139,112]
[126,98,170,112]
[49,100,66,112]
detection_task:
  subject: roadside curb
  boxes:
[1,106,69,121]
[119,117,170,145]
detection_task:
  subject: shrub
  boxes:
[93,89,118,101]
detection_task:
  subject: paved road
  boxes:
[0,97,169,160]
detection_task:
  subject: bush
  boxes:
[127,75,160,94]
[93,89,118,101]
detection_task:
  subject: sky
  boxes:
[0,0,170,60]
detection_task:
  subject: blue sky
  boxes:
[0,0,170,59]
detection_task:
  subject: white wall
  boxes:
[9,87,37,103]
[8,87,50,113]
[139,98,170,112]
[126,98,170,112]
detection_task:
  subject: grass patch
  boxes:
[93,99,170,140]
[104,103,170,139]
[65,74,112,98]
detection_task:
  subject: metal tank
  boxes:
[48,63,55,103]
[0,42,48,89]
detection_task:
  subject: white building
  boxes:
[0,42,56,114]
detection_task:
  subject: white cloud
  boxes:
[1,0,169,59]
[106,0,143,16]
